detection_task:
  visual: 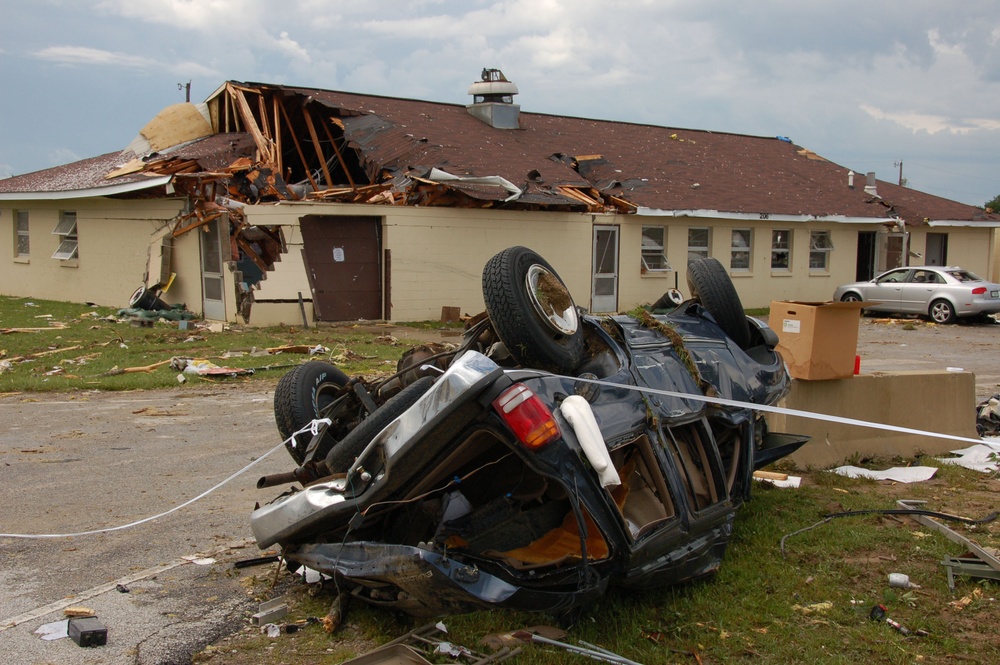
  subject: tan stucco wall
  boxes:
[0,198,187,309]
[766,370,978,469]
[246,203,601,324]
[4,197,996,326]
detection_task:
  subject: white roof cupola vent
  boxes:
[467,68,520,130]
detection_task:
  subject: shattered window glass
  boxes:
[687,227,710,264]
[730,229,751,271]
[51,211,78,261]
[15,210,29,257]
[771,229,790,270]
[641,226,670,272]
[809,230,833,270]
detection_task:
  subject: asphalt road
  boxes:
[0,316,996,664]
[0,384,289,665]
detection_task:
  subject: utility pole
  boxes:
[894,161,904,186]
[178,80,191,102]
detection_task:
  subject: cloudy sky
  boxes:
[2,0,999,206]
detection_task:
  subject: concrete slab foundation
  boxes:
[766,370,978,469]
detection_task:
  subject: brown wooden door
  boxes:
[300,215,381,321]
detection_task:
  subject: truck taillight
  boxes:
[492,384,560,450]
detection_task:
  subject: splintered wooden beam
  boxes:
[226,83,274,163]
[272,96,282,174]
[235,235,270,274]
[301,107,334,188]
[276,102,319,192]
[171,211,223,237]
[319,118,356,188]
[257,93,273,146]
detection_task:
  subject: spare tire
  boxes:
[482,246,584,374]
[687,257,751,349]
[274,361,349,464]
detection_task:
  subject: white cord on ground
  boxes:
[0,418,330,540]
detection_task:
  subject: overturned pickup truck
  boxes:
[252,247,806,619]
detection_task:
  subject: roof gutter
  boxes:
[0,176,173,201]
[926,220,1000,228]
[636,206,895,225]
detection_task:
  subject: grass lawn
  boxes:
[5,294,998,663]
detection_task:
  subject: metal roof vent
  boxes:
[864,171,879,197]
[467,68,520,129]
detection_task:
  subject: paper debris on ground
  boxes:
[830,466,938,483]
[937,439,1000,473]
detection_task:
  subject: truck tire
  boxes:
[274,361,349,464]
[687,257,752,349]
[482,246,584,374]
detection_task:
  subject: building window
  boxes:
[809,230,834,270]
[641,226,670,272]
[771,229,790,270]
[730,229,752,271]
[15,211,29,257]
[687,227,710,263]
[52,211,78,260]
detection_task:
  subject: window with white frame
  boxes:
[809,230,834,270]
[641,226,670,272]
[15,211,29,257]
[687,227,710,263]
[52,211,78,260]
[730,229,752,270]
[771,229,790,270]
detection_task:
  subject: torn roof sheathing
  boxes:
[0,80,995,229]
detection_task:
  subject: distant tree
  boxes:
[986,195,1000,213]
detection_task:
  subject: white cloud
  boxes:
[33,46,155,69]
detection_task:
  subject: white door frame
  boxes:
[201,216,227,320]
[592,225,619,313]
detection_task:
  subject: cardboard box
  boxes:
[770,300,867,380]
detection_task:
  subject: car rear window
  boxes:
[944,269,983,282]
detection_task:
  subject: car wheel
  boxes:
[325,376,435,473]
[687,257,752,349]
[840,293,863,303]
[482,246,584,373]
[274,361,349,464]
[929,299,957,324]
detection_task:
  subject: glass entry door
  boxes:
[201,217,226,320]
[592,226,619,313]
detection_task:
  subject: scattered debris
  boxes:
[948,587,983,610]
[100,359,174,376]
[869,604,926,636]
[63,607,96,618]
[793,601,833,615]
[938,440,1000,472]
[888,573,921,589]
[829,466,938,483]
[68,616,108,647]
[34,619,69,641]
[233,554,280,569]
[250,598,288,627]
[976,395,1000,436]
[753,470,802,488]
[513,630,639,664]
[340,623,520,665]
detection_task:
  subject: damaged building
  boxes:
[1,71,998,324]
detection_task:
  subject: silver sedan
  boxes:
[833,266,1000,324]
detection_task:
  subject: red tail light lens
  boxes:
[492,384,560,450]
[972,287,987,295]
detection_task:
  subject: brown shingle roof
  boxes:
[1,79,996,226]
